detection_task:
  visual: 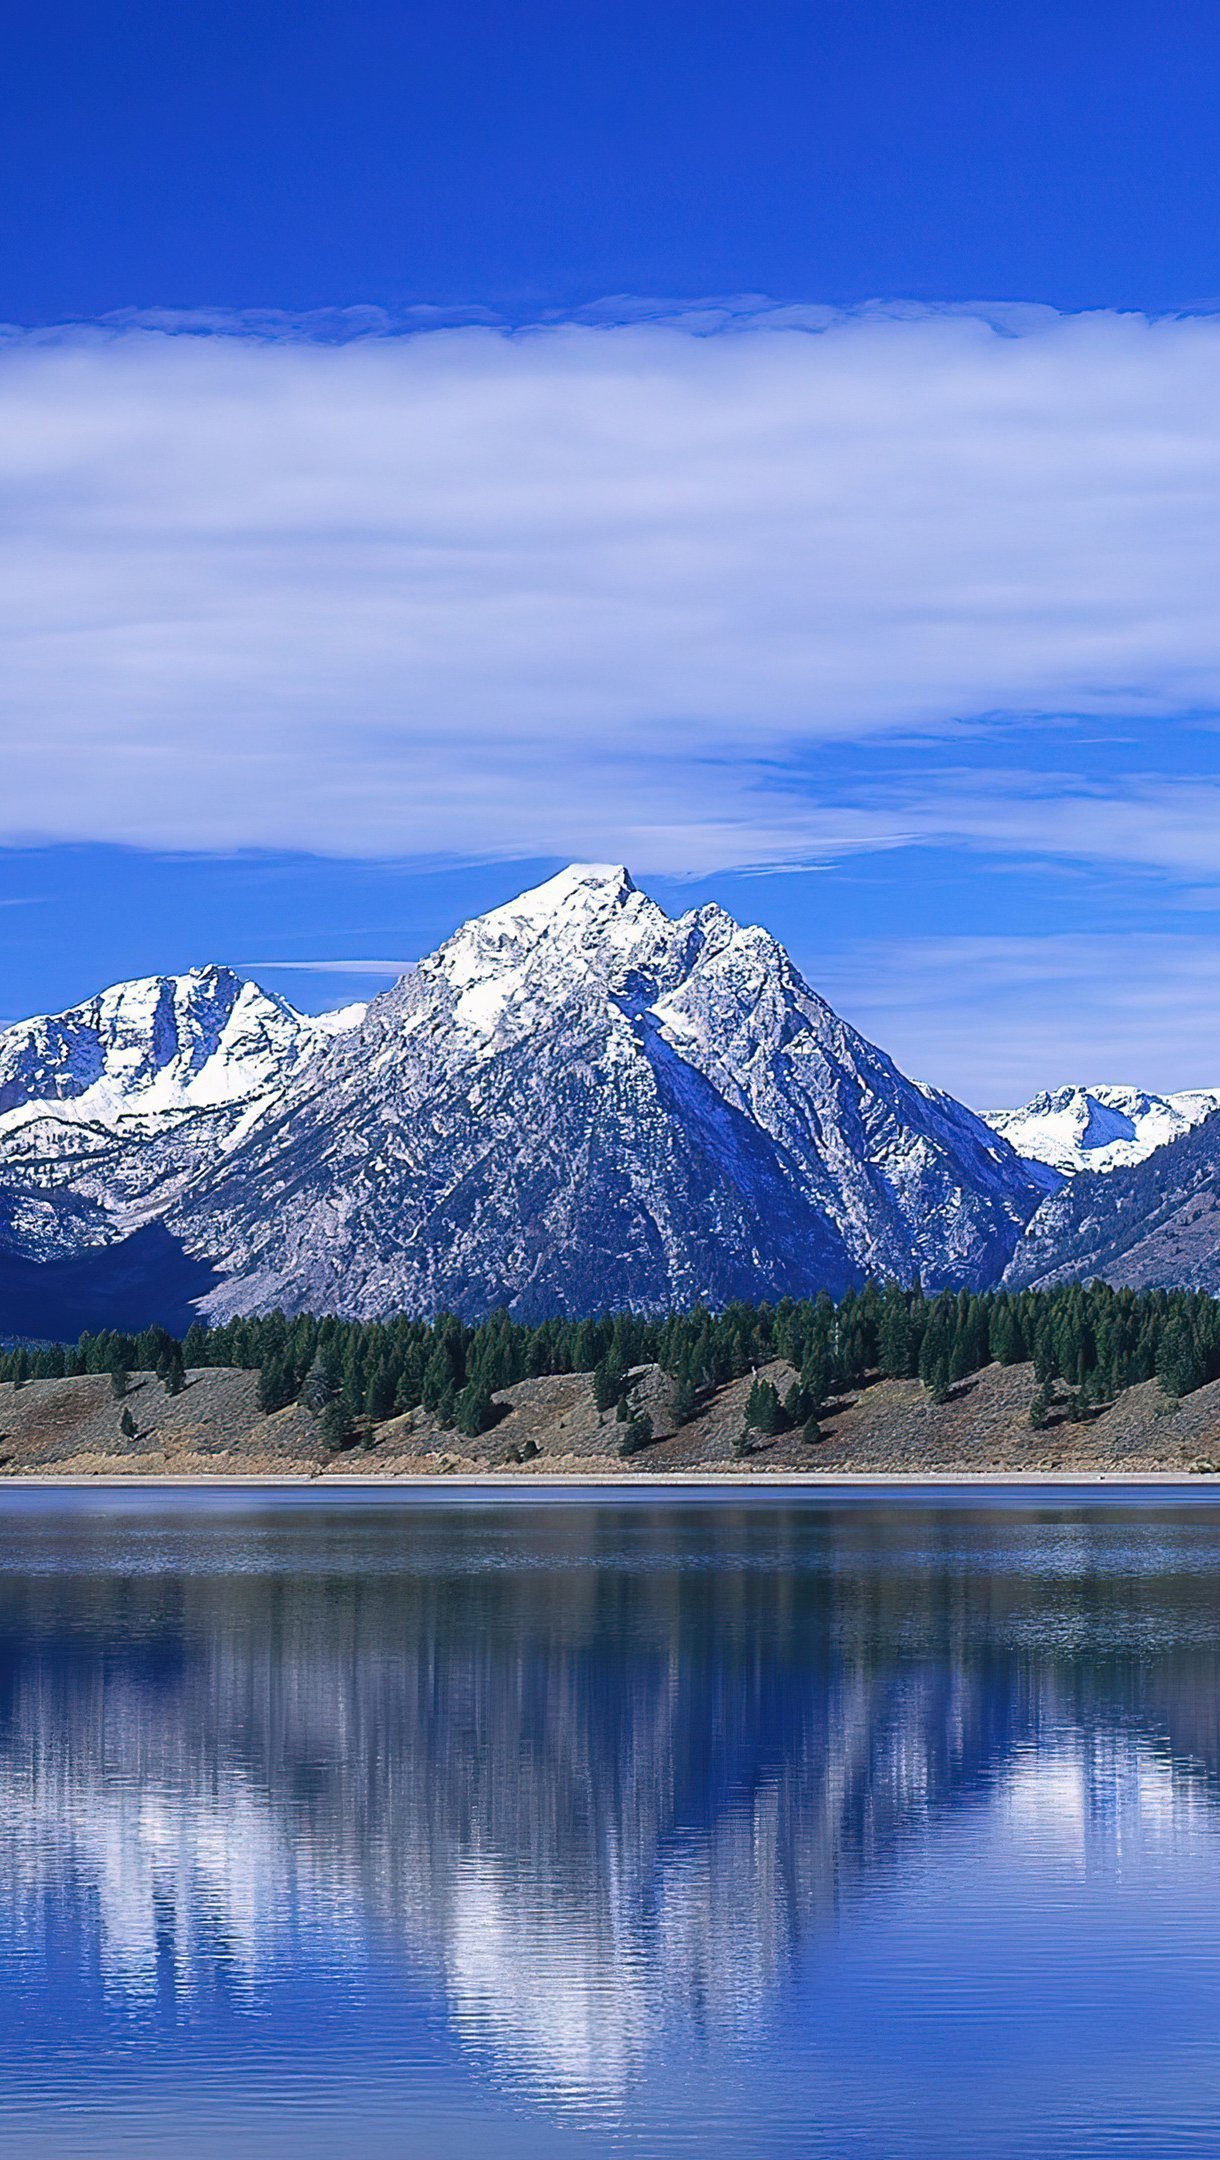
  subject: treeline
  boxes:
[3,1279,1220,1443]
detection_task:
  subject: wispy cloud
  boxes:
[822,772,1220,881]
[239,957,415,974]
[823,933,1220,1107]
[5,304,1220,871]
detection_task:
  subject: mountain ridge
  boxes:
[0,966,364,1279]
[0,866,1043,1326]
[10,866,1217,1328]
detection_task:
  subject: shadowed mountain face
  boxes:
[1005,1108,1220,1291]
[0,1222,221,1339]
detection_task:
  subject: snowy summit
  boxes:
[985,1083,1220,1178]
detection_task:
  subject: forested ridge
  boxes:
[4,1280,1220,1448]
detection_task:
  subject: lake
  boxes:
[0,1487,1219,2155]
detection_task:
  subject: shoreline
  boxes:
[1,1469,1219,1491]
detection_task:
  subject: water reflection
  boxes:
[0,1499,1218,2139]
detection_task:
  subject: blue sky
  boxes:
[4,1,1220,1104]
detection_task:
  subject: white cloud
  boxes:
[5,304,1220,869]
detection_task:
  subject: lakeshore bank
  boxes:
[5,1356,1220,1481]
[2,1470,1220,1491]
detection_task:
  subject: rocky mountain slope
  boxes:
[1003,1107,1220,1292]
[171,865,1041,1320]
[986,1083,1220,1178]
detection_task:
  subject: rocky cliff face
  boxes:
[171,865,1039,1319]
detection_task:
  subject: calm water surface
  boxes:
[0,1489,1218,2154]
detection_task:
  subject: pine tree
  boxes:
[455,1379,497,1438]
[118,1406,137,1439]
[878,1294,914,1378]
[917,1321,945,1391]
[1158,1319,1205,1400]
[182,1323,209,1368]
[320,1397,352,1452]
[258,1358,293,1415]
[593,1351,627,1415]
[782,1381,810,1427]
[1032,1323,1057,1387]
[393,1343,425,1413]
[618,1410,653,1458]
[800,1350,833,1410]
[924,1354,952,1405]
[949,1322,976,1384]
[668,1371,697,1427]
[364,1360,398,1424]
[745,1377,783,1435]
[422,1341,458,1414]
[1029,1383,1053,1431]
[301,1354,338,1415]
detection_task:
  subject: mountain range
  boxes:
[1,863,1217,1332]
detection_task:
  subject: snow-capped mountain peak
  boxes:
[419,864,700,1048]
[0,965,360,1136]
[985,1082,1220,1176]
[310,1001,369,1037]
[472,861,638,935]
[167,864,1045,1321]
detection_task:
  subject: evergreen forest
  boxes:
[2,1280,1219,1446]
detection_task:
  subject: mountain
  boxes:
[986,1083,1220,1178]
[166,865,1041,1322]
[0,967,363,1277]
[1003,1107,1220,1292]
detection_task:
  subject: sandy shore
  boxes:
[1,1469,1218,1490]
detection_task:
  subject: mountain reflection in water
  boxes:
[0,1496,1219,2156]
